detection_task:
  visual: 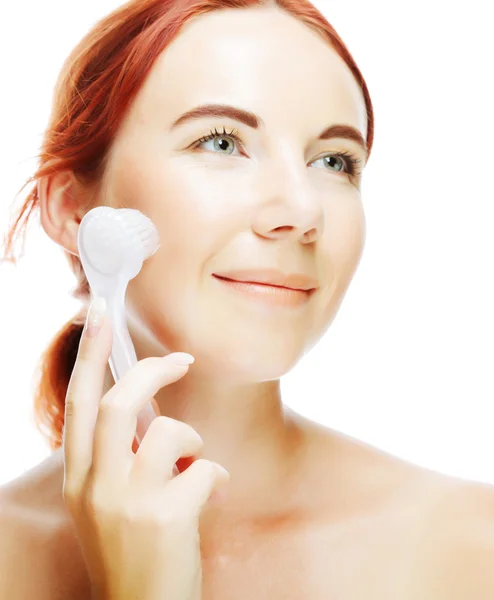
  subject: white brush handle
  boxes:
[105,286,180,477]
[106,283,158,445]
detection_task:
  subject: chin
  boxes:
[187,342,304,384]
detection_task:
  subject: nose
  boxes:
[251,162,324,245]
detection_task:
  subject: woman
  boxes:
[1,0,493,598]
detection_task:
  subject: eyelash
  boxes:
[193,126,363,179]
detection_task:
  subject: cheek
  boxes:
[321,193,366,268]
[142,160,247,235]
[159,158,252,226]
[111,157,237,255]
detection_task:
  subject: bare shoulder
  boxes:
[303,419,494,599]
[0,485,57,599]
[0,457,91,600]
[405,475,494,600]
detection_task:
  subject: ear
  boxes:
[38,170,91,256]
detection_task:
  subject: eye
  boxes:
[310,151,363,178]
[193,127,243,155]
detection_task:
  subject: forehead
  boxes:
[131,6,367,136]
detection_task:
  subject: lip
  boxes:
[212,276,315,308]
[212,269,319,291]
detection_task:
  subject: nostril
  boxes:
[272,226,293,233]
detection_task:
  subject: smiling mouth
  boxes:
[213,275,307,292]
[211,274,318,309]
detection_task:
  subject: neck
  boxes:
[102,365,309,516]
[161,375,305,510]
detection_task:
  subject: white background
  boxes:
[0,1,493,486]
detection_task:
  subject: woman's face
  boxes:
[100,5,368,382]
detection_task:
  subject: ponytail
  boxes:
[32,310,86,450]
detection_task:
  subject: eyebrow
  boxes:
[171,103,368,161]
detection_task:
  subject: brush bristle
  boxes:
[116,209,160,259]
[78,207,160,277]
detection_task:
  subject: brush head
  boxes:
[78,206,160,278]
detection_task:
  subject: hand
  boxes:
[62,297,230,600]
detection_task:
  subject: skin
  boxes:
[2,4,494,599]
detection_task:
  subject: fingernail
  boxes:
[166,352,195,366]
[84,297,106,337]
[214,463,230,479]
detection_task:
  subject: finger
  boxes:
[131,417,204,486]
[167,459,230,517]
[90,353,194,480]
[132,396,161,455]
[63,297,112,496]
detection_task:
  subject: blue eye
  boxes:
[194,126,241,155]
[192,127,363,178]
[311,151,362,178]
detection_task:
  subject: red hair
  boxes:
[1,0,375,451]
